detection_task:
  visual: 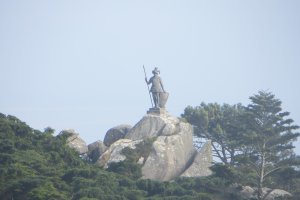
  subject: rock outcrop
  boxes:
[231,184,292,200]
[262,189,292,200]
[88,140,107,162]
[181,141,213,177]
[98,111,213,181]
[125,114,180,140]
[104,124,132,146]
[140,116,195,181]
[60,129,88,154]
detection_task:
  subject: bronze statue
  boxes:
[145,67,168,108]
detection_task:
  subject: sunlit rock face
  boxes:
[97,112,213,181]
[181,141,213,178]
[60,129,88,155]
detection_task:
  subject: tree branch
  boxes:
[263,166,284,179]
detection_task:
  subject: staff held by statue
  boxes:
[143,65,154,107]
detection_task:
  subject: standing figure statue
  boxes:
[145,67,168,108]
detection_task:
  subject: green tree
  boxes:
[44,126,55,135]
[182,103,245,165]
[241,91,300,200]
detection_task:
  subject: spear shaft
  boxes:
[143,65,154,107]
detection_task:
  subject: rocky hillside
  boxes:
[1,112,297,200]
[63,111,213,182]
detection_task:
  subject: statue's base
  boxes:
[147,108,168,115]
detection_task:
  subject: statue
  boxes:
[145,67,169,109]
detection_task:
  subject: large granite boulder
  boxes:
[125,113,180,140]
[262,188,292,200]
[104,124,132,146]
[98,112,213,181]
[60,129,88,154]
[181,140,213,177]
[141,118,195,181]
[88,140,107,162]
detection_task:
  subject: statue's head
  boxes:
[152,67,160,75]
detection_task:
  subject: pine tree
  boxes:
[242,91,300,200]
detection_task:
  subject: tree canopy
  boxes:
[182,91,300,199]
[182,103,245,165]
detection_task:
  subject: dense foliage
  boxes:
[182,103,245,165]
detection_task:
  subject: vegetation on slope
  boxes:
[1,91,300,200]
[0,113,220,200]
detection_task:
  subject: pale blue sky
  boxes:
[1,1,300,152]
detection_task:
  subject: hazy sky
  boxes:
[1,1,300,153]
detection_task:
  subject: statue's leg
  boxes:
[157,92,161,108]
[152,92,156,107]
[153,93,159,108]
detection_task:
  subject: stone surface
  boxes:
[181,140,213,177]
[98,113,213,182]
[97,139,142,168]
[104,124,132,146]
[141,120,195,181]
[125,113,180,140]
[239,186,255,199]
[137,157,145,165]
[263,189,292,200]
[87,140,107,162]
[60,129,88,154]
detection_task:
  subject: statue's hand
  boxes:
[145,78,148,83]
